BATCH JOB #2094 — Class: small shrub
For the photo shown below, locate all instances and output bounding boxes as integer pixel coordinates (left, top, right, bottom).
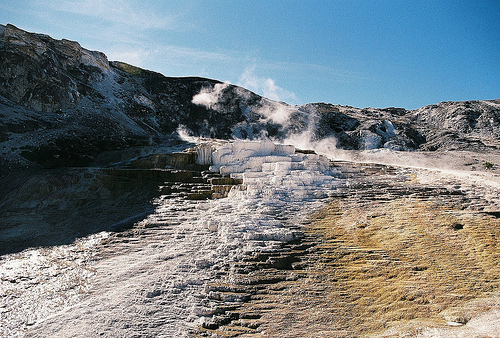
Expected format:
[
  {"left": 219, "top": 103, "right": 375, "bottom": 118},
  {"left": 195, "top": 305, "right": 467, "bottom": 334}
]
[
  {"left": 113, "top": 61, "right": 142, "bottom": 75},
  {"left": 483, "top": 161, "right": 494, "bottom": 169}
]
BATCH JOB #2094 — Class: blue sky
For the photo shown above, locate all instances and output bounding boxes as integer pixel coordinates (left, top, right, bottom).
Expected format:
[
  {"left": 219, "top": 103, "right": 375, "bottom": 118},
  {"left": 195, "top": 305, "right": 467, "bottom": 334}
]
[{"left": 1, "top": 0, "right": 499, "bottom": 109}]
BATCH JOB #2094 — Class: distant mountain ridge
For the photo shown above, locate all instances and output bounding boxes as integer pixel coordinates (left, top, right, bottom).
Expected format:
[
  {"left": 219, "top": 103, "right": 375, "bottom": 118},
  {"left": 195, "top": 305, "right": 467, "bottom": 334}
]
[{"left": 1, "top": 24, "right": 499, "bottom": 175}]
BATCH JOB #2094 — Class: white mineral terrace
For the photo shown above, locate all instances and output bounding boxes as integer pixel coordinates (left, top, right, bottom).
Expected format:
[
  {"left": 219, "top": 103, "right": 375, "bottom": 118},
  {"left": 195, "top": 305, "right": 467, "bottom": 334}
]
[{"left": 0, "top": 140, "right": 344, "bottom": 337}]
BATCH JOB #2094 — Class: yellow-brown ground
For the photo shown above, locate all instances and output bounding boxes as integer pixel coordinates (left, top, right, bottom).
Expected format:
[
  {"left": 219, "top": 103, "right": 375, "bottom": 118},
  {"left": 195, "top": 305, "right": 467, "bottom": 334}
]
[{"left": 202, "top": 164, "right": 500, "bottom": 337}]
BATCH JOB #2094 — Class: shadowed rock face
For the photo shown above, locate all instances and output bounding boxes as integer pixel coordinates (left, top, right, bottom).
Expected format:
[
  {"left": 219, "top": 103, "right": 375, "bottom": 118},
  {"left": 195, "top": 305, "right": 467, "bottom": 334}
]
[
  {"left": 1, "top": 24, "right": 499, "bottom": 176},
  {"left": 0, "top": 147, "right": 246, "bottom": 255}
]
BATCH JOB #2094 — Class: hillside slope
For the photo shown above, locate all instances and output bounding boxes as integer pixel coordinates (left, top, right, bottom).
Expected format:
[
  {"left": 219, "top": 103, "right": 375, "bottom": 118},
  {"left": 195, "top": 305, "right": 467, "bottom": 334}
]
[{"left": 1, "top": 24, "right": 499, "bottom": 177}]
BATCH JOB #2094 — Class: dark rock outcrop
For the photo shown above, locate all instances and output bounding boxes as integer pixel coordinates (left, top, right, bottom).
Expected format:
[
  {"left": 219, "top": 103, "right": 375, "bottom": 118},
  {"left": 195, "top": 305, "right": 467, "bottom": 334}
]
[
  {"left": 0, "top": 24, "right": 252, "bottom": 174},
  {"left": 411, "top": 100, "right": 500, "bottom": 151}
]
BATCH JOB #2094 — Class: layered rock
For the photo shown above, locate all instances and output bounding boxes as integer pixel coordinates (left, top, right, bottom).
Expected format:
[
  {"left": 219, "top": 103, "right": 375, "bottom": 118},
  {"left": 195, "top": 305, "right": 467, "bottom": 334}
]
[
  {"left": 411, "top": 99, "right": 500, "bottom": 151},
  {"left": 1, "top": 138, "right": 499, "bottom": 336}
]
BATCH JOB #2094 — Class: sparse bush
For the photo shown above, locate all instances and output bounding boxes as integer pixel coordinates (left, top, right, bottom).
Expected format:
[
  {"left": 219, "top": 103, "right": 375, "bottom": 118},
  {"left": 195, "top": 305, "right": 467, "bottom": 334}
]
[
  {"left": 112, "top": 61, "right": 142, "bottom": 75},
  {"left": 483, "top": 161, "right": 494, "bottom": 169}
]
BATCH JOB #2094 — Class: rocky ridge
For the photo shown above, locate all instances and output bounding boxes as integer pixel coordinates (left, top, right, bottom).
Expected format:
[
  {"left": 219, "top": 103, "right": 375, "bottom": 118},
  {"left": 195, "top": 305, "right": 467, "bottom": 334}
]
[{"left": 1, "top": 24, "right": 499, "bottom": 177}]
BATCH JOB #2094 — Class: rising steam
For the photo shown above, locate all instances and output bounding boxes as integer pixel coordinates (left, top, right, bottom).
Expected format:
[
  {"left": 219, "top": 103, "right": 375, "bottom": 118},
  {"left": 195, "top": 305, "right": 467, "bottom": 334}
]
[
  {"left": 192, "top": 83, "right": 230, "bottom": 109},
  {"left": 238, "top": 66, "right": 297, "bottom": 103},
  {"left": 191, "top": 82, "right": 339, "bottom": 156}
]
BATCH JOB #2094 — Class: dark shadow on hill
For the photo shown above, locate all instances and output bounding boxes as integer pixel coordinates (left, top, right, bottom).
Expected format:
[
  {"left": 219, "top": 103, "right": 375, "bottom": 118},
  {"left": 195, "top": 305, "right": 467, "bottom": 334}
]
[
  {"left": 0, "top": 138, "right": 211, "bottom": 255},
  {"left": 0, "top": 167, "right": 163, "bottom": 255}
]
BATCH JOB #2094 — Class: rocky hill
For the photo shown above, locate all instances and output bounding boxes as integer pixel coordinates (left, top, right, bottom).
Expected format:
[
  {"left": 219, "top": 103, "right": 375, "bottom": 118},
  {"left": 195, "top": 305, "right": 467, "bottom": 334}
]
[{"left": 1, "top": 24, "right": 499, "bottom": 177}]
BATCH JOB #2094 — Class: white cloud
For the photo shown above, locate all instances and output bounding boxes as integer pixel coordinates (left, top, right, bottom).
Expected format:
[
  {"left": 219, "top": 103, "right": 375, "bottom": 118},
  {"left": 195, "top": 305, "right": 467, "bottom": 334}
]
[
  {"left": 103, "top": 42, "right": 242, "bottom": 72},
  {"left": 155, "top": 45, "right": 236, "bottom": 64},
  {"left": 47, "top": 0, "right": 178, "bottom": 30},
  {"left": 238, "top": 66, "right": 297, "bottom": 103},
  {"left": 105, "top": 46, "right": 150, "bottom": 67},
  {"left": 262, "top": 60, "right": 366, "bottom": 81}
]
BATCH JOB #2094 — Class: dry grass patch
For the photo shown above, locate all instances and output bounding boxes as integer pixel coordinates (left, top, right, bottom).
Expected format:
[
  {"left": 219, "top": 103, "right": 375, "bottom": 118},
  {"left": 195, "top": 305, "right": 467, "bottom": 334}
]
[
  {"left": 206, "top": 165, "right": 500, "bottom": 337},
  {"left": 298, "top": 197, "right": 500, "bottom": 336},
  {"left": 226, "top": 196, "right": 500, "bottom": 337}
]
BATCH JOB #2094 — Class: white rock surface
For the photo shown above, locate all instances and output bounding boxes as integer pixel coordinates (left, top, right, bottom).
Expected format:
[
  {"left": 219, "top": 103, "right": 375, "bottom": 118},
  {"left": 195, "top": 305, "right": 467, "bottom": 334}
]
[{"left": 1, "top": 139, "right": 343, "bottom": 337}]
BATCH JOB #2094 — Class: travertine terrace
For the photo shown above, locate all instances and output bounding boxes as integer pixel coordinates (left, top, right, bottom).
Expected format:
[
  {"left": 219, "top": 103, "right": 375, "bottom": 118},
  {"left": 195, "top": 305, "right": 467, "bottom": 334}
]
[{"left": 1, "top": 24, "right": 499, "bottom": 337}]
